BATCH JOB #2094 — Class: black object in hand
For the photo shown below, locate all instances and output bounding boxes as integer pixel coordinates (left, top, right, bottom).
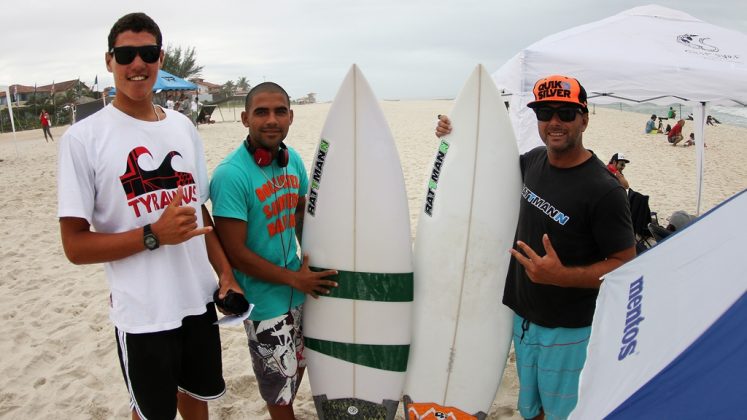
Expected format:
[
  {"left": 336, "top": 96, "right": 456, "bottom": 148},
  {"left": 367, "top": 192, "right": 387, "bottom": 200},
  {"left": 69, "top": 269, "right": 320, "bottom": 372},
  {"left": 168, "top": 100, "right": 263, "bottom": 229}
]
[{"left": 213, "top": 289, "right": 250, "bottom": 315}]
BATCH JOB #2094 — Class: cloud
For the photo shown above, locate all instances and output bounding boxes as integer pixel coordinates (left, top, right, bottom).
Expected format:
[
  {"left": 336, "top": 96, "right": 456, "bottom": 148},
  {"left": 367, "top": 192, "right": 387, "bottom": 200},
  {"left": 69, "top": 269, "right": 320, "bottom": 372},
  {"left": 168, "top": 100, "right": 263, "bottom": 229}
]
[{"left": 3, "top": 0, "right": 744, "bottom": 101}]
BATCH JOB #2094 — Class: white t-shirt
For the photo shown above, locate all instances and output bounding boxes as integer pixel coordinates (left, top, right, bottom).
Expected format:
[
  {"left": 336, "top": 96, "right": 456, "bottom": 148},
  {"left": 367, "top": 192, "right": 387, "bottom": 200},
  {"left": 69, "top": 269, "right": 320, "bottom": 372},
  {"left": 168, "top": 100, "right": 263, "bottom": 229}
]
[
  {"left": 166, "top": 99, "right": 175, "bottom": 109},
  {"left": 57, "top": 104, "right": 216, "bottom": 333}
]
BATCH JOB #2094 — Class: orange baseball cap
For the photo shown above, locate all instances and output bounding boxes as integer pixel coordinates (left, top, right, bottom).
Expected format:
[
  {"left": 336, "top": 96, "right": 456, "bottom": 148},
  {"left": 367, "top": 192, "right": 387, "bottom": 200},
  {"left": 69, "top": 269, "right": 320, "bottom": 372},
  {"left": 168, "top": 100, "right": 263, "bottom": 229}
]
[{"left": 527, "top": 75, "right": 588, "bottom": 110}]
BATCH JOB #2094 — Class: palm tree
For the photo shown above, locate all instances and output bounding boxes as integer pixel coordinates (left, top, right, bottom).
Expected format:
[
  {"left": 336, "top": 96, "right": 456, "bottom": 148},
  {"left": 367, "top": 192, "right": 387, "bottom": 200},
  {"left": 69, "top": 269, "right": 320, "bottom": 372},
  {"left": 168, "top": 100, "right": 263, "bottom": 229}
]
[
  {"left": 236, "top": 77, "right": 251, "bottom": 93},
  {"left": 162, "top": 45, "right": 204, "bottom": 79},
  {"left": 220, "top": 80, "right": 236, "bottom": 99}
]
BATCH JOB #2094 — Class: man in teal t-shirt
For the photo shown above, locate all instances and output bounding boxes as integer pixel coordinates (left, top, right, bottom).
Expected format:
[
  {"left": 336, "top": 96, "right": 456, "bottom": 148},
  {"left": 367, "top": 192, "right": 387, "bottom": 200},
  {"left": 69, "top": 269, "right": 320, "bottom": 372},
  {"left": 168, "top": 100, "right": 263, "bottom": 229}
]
[{"left": 210, "top": 82, "right": 337, "bottom": 419}]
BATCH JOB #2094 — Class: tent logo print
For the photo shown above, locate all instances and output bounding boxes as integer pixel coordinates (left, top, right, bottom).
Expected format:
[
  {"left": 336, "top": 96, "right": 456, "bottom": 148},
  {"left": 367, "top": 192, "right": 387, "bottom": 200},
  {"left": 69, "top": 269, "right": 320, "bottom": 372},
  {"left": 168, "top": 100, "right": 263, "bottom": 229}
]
[
  {"left": 676, "top": 34, "right": 719, "bottom": 53},
  {"left": 618, "top": 276, "right": 645, "bottom": 361}
]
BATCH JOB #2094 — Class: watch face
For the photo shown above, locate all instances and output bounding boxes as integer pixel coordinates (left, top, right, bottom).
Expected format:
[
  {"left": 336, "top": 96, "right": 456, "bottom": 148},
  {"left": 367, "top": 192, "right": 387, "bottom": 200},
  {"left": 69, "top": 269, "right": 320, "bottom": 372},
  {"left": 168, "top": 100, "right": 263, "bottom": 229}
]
[{"left": 144, "top": 235, "right": 158, "bottom": 250}]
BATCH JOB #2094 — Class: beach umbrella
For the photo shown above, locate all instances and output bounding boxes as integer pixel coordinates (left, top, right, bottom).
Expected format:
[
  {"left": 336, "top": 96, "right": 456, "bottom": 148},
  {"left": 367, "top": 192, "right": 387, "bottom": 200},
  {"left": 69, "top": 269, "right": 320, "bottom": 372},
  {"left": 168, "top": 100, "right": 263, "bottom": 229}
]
[
  {"left": 108, "top": 69, "right": 197, "bottom": 95},
  {"left": 568, "top": 188, "right": 747, "bottom": 419},
  {"left": 492, "top": 4, "right": 747, "bottom": 214}
]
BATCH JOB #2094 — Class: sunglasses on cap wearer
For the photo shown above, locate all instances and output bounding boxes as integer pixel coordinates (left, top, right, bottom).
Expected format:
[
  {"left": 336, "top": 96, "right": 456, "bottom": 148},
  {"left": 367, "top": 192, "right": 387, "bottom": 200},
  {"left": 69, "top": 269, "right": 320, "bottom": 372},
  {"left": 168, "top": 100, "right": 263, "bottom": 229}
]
[
  {"left": 533, "top": 106, "right": 584, "bottom": 122},
  {"left": 109, "top": 45, "right": 161, "bottom": 65}
]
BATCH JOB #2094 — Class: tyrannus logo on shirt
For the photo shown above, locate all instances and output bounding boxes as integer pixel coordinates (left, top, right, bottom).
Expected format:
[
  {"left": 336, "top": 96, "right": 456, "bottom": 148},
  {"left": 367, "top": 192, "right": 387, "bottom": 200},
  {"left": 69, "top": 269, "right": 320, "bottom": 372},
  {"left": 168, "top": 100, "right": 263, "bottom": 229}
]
[{"left": 120, "top": 146, "right": 197, "bottom": 217}]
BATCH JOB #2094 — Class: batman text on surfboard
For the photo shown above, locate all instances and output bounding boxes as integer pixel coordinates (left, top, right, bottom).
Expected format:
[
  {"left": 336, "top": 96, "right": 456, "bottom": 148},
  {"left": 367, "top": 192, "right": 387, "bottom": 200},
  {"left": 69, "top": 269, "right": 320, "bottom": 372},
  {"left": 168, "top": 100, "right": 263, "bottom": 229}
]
[
  {"left": 424, "top": 139, "right": 450, "bottom": 216},
  {"left": 307, "top": 139, "right": 330, "bottom": 216}
]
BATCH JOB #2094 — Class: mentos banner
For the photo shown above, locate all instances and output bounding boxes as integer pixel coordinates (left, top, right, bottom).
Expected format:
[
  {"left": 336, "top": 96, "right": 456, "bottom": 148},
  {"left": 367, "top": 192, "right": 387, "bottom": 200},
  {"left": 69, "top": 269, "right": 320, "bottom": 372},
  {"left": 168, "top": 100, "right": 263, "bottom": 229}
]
[{"left": 570, "top": 189, "right": 747, "bottom": 420}]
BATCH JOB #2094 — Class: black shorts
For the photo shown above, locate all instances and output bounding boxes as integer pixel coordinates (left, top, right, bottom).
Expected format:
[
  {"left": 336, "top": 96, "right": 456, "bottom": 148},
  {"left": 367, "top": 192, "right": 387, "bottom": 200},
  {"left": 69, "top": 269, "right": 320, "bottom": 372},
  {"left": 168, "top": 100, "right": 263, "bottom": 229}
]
[{"left": 116, "top": 303, "right": 225, "bottom": 419}]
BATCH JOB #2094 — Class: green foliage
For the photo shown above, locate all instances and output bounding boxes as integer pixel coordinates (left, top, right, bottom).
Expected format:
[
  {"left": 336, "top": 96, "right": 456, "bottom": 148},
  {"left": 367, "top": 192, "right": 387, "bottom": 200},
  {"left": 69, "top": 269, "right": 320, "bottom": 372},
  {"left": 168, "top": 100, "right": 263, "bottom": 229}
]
[
  {"left": 162, "top": 45, "right": 204, "bottom": 79},
  {"left": 220, "top": 80, "right": 236, "bottom": 97},
  {"left": 0, "top": 82, "right": 96, "bottom": 132},
  {"left": 236, "top": 77, "right": 251, "bottom": 92}
]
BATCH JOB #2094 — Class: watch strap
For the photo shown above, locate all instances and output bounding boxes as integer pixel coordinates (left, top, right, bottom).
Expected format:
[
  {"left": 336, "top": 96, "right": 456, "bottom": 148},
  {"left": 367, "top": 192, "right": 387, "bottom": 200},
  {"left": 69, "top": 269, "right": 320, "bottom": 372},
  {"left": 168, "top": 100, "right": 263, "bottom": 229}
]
[{"left": 143, "top": 223, "right": 159, "bottom": 250}]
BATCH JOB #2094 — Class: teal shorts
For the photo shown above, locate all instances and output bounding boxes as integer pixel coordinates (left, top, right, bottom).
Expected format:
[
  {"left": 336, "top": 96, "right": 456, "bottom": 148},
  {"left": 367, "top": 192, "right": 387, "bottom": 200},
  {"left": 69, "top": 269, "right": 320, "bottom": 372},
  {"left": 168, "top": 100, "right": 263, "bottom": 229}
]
[{"left": 513, "top": 315, "right": 590, "bottom": 420}]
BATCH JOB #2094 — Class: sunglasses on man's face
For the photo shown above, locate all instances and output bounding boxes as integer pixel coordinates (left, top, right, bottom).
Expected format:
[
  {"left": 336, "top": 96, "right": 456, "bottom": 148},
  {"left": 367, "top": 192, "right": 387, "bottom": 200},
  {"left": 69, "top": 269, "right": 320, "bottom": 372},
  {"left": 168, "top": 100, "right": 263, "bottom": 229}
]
[
  {"left": 533, "top": 107, "right": 583, "bottom": 122},
  {"left": 109, "top": 45, "right": 161, "bottom": 65}
]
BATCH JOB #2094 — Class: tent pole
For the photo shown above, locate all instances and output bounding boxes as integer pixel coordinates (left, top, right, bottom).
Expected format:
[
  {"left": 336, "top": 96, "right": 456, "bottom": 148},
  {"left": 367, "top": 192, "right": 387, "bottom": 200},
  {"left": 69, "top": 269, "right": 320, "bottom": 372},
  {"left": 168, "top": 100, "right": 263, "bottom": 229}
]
[
  {"left": 4, "top": 87, "right": 19, "bottom": 158},
  {"left": 694, "top": 102, "right": 706, "bottom": 216}
]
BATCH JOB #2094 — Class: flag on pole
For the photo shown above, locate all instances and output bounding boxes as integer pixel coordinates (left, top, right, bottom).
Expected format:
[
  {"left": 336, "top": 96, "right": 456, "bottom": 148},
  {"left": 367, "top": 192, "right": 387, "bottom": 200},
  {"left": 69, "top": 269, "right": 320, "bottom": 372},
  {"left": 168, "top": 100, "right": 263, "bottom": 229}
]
[{"left": 13, "top": 85, "right": 18, "bottom": 105}]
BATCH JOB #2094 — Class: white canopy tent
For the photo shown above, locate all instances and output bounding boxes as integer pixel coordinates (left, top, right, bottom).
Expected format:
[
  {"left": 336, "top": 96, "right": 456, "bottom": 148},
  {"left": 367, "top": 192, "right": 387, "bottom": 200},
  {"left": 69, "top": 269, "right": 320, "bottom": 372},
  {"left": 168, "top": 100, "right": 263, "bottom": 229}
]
[{"left": 492, "top": 4, "right": 747, "bottom": 214}]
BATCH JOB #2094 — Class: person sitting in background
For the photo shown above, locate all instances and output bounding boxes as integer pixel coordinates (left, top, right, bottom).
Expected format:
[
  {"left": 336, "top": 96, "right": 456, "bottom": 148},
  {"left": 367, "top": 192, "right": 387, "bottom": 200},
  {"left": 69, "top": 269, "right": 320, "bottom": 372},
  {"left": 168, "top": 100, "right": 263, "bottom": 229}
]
[
  {"left": 667, "top": 107, "right": 676, "bottom": 119},
  {"left": 607, "top": 153, "right": 630, "bottom": 189},
  {"left": 667, "top": 210, "right": 696, "bottom": 232},
  {"left": 706, "top": 115, "right": 721, "bottom": 126},
  {"left": 683, "top": 132, "right": 707, "bottom": 148},
  {"left": 668, "top": 119, "right": 685, "bottom": 146},
  {"left": 645, "top": 114, "right": 661, "bottom": 134}
]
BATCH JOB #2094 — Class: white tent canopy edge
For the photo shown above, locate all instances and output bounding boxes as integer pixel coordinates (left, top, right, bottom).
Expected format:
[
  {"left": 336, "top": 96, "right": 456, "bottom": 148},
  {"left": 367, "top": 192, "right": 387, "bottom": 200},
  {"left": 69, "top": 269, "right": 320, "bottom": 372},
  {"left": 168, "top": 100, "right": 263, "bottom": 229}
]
[{"left": 492, "top": 4, "right": 747, "bottom": 215}]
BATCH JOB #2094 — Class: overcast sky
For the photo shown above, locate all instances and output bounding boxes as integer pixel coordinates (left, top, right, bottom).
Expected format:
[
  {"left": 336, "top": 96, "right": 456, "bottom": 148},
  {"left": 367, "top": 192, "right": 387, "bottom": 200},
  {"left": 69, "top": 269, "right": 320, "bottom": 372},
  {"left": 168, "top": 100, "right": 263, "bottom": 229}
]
[{"left": 3, "top": 0, "right": 745, "bottom": 101}]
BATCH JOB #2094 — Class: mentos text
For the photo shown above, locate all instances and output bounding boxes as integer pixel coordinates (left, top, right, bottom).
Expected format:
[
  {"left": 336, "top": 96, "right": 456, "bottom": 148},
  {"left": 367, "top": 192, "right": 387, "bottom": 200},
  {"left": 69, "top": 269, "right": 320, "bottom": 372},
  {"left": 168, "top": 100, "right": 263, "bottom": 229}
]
[
  {"left": 521, "top": 186, "right": 570, "bottom": 225},
  {"left": 618, "top": 276, "right": 645, "bottom": 360},
  {"left": 536, "top": 80, "right": 572, "bottom": 100},
  {"left": 307, "top": 139, "right": 330, "bottom": 216},
  {"left": 424, "top": 140, "right": 450, "bottom": 216}
]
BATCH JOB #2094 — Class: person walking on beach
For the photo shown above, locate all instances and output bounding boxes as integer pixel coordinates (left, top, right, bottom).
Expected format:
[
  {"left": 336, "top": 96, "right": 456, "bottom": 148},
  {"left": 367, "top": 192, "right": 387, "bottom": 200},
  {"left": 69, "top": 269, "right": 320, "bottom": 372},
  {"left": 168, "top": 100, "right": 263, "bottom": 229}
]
[
  {"left": 436, "top": 75, "right": 635, "bottom": 420},
  {"left": 40, "top": 109, "right": 54, "bottom": 142},
  {"left": 209, "top": 82, "right": 338, "bottom": 420},
  {"left": 191, "top": 96, "right": 200, "bottom": 126},
  {"left": 57, "top": 12, "right": 242, "bottom": 420}
]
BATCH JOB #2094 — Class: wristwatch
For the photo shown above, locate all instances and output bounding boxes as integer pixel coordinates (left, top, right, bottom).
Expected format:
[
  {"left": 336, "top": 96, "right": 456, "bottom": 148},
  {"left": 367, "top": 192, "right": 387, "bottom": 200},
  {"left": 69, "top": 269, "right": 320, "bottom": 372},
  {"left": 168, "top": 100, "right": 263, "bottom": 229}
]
[{"left": 143, "top": 224, "right": 160, "bottom": 251}]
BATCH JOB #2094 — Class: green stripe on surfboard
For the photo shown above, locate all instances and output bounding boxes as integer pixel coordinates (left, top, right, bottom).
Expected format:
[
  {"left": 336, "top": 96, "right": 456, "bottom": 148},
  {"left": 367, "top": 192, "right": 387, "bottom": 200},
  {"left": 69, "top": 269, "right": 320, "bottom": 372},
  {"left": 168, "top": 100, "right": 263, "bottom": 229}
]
[
  {"left": 310, "top": 268, "right": 413, "bottom": 302},
  {"left": 305, "top": 337, "right": 410, "bottom": 372}
]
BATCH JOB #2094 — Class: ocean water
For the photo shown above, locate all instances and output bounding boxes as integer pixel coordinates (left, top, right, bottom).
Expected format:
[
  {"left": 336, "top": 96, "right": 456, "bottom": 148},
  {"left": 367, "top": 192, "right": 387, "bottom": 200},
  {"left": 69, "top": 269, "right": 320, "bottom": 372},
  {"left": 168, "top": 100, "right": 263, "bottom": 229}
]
[{"left": 593, "top": 103, "right": 747, "bottom": 129}]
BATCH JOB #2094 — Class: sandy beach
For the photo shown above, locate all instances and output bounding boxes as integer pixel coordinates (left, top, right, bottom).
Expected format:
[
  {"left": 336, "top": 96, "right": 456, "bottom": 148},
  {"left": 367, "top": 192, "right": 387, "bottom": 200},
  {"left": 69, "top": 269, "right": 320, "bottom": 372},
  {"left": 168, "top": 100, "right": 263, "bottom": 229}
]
[{"left": 0, "top": 100, "right": 745, "bottom": 419}]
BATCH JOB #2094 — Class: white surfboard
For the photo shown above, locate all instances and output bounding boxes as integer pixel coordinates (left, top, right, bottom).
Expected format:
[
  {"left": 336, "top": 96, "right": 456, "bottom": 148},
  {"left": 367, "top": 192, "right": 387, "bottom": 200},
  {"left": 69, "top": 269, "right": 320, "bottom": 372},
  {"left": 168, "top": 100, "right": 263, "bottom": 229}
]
[
  {"left": 302, "top": 64, "right": 413, "bottom": 420},
  {"left": 403, "top": 64, "right": 520, "bottom": 419}
]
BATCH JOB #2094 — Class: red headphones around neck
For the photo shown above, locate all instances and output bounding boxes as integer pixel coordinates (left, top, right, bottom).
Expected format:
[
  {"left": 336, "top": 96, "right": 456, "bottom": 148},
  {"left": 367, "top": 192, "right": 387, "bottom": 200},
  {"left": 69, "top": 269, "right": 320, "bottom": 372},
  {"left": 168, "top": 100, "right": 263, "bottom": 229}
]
[{"left": 244, "top": 136, "right": 289, "bottom": 167}]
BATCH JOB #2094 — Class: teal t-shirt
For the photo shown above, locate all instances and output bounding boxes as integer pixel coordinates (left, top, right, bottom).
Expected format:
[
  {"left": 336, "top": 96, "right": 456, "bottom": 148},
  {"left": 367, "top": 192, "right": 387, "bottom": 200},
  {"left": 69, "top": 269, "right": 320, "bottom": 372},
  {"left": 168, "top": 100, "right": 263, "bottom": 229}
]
[{"left": 210, "top": 143, "right": 309, "bottom": 320}]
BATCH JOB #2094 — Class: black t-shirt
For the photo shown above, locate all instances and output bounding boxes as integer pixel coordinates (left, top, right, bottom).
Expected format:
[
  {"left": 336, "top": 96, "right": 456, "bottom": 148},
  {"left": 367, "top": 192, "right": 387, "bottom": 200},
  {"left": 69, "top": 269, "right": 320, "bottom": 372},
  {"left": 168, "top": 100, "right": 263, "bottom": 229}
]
[{"left": 503, "top": 146, "right": 634, "bottom": 328}]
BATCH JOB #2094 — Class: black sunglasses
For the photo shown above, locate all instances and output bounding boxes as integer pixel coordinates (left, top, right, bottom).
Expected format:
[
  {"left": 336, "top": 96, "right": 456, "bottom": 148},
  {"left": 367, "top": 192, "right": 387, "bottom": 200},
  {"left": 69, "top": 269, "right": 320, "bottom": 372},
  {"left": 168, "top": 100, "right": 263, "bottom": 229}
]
[
  {"left": 533, "top": 106, "right": 583, "bottom": 122},
  {"left": 109, "top": 45, "right": 161, "bottom": 65}
]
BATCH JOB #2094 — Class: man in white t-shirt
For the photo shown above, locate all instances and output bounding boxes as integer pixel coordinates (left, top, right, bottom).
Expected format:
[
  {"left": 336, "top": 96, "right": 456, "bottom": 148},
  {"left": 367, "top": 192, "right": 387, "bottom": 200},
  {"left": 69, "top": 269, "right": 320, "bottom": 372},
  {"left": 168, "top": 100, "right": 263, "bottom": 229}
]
[{"left": 57, "top": 12, "right": 242, "bottom": 420}]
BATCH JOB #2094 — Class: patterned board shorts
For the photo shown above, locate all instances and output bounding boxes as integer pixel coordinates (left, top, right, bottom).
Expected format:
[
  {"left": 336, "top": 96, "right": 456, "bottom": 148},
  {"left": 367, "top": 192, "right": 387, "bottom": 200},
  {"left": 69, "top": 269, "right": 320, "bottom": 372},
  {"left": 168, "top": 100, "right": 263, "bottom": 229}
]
[
  {"left": 513, "top": 315, "right": 590, "bottom": 420},
  {"left": 243, "top": 305, "right": 306, "bottom": 405}
]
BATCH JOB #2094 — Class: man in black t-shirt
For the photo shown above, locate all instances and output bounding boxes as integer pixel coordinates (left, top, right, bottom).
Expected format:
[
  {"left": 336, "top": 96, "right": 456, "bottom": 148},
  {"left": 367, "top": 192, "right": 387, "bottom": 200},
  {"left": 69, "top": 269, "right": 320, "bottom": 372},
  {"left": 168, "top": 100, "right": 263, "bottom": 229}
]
[{"left": 436, "top": 75, "right": 635, "bottom": 420}]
